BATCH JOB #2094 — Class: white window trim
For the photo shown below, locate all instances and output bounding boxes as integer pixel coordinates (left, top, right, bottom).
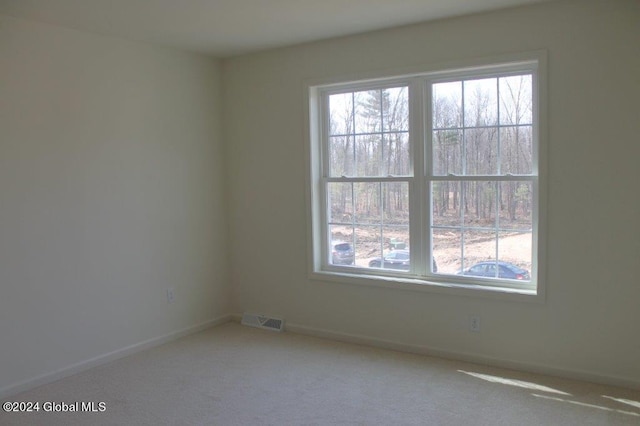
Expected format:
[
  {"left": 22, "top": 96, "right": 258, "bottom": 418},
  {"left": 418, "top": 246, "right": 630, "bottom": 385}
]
[{"left": 304, "top": 51, "right": 547, "bottom": 302}]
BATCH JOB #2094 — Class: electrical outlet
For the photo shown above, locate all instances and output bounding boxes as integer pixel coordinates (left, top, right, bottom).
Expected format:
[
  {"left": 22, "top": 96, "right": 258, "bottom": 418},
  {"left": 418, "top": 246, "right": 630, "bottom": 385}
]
[
  {"left": 167, "top": 288, "right": 175, "bottom": 304},
  {"left": 469, "top": 315, "right": 481, "bottom": 333}
]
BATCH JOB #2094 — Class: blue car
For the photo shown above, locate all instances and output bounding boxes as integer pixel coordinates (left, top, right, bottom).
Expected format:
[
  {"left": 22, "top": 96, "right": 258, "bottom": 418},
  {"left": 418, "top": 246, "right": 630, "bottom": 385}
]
[{"left": 458, "top": 261, "right": 530, "bottom": 280}]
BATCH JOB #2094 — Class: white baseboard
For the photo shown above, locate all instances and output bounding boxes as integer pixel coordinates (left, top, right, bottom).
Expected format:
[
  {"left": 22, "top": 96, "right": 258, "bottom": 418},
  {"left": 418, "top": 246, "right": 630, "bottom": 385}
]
[
  {"left": 0, "top": 315, "right": 232, "bottom": 399},
  {"left": 279, "top": 321, "right": 639, "bottom": 391}
]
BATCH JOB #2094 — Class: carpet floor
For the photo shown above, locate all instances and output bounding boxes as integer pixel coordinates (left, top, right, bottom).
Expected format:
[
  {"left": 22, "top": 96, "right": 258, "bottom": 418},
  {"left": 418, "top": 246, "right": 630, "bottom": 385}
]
[{"left": 2, "top": 322, "right": 639, "bottom": 425}]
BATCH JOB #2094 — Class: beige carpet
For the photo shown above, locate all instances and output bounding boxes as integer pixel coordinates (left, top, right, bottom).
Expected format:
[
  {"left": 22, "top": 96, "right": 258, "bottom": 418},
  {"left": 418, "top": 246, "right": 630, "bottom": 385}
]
[{"left": 1, "top": 322, "right": 639, "bottom": 425}]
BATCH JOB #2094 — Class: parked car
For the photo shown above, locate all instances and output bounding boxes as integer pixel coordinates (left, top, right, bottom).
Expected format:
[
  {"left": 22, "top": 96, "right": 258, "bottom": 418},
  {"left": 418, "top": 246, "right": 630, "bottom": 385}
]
[
  {"left": 458, "top": 261, "right": 530, "bottom": 280},
  {"left": 368, "top": 250, "right": 438, "bottom": 272},
  {"left": 388, "top": 238, "right": 407, "bottom": 250},
  {"left": 331, "top": 241, "right": 354, "bottom": 265},
  {"left": 369, "top": 250, "right": 410, "bottom": 270}
]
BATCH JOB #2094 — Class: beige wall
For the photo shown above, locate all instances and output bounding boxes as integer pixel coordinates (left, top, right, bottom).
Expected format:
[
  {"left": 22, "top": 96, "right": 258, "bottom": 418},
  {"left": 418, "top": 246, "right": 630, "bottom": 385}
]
[
  {"left": 224, "top": 0, "right": 640, "bottom": 386},
  {"left": 0, "top": 16, "right": 230, "bottom": 393}
]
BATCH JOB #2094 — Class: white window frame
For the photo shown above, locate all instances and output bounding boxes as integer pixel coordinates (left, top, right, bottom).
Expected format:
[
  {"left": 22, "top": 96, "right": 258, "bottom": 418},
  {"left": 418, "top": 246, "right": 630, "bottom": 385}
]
[{"left": 305, "top": 52, "right": 547, "bottom": 302}]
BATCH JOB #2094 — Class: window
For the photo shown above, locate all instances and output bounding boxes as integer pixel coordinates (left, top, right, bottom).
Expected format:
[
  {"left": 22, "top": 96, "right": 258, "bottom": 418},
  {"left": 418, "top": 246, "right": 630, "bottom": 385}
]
[{"left": 308, "top": 55, "right": 544, "bottom": 297}]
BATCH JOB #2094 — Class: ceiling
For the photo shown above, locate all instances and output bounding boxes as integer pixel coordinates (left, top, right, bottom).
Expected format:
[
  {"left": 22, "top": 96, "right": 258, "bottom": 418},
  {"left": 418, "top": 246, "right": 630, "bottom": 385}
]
[{"left": 0, "top": 0, "right": 552, "bottom": 57}]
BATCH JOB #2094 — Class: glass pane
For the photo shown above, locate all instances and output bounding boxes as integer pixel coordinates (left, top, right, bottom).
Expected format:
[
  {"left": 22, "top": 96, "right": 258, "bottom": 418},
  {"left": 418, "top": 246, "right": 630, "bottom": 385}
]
[
  {"left": 430, "top": 238, "right": 439, "bottom": 274},
  {"left": 355, "top": 135, "right": 382, "bottom": 176},
  {"left": 499, "top": 74, "right": 532, "bottom": 125},
  {"left": 329, "top": 92, "right": 354, "bottom": 136},
  {"left": 354, "top": 226, "right": 382, "bottom": 268},
  {"left": 432, "top": 228, "right": 462, "bottom": 275},
  {"left": 432, "top": 181, "right": 462, "bottom": 228},
  {"left": 328, "top": 182, "right": 353, "bottom": 224},
  {"left": 366, "top": 225, "right": 411, "bottom": 272},
  {"left": 329, "top": 136, "right": 354, "bottom": 177},
  {"left": 433, "top": 81, "right": 462, "bottom": 129},
  {"left": 463, "top": 181, "right": 497, "bottom": 229},
  {"left": 383, "top": 182, "right": 409, "bottom": 225},
  {"left": 464, "top": 128, "right": 498, "bottom": 175},
  {"left": 432, "top": 130, "right": 462, "bottom": 175},
  {"left": 350, "top": 182, "right": 409, "bottom": 225},
  {"left": 384, "top": 226, "right": 410, "bottom": 251},
  {"left": 431, "top": 180, "right": 533, "bottom": 280},
  {"left": 383, "top": 87, "right": 409, "bottom": 132},
  {"left": 498, "top": 231, "right": 532, "bottom": 281},
  {"left": 462, "top": 230, "right": 497, "bottom": 277},
  {"left": 384, "top": 132, "right": 410, "bottom": 176},
  {"left": 464, "top": 78, "right": 498, "bottom": 127},
  {"left": 329, "top": 225, "right": 355, "bottom": 266},
  {"left": 345, "top": 181, "right": 410, "bottom": 271},
  {"left": 498, "top": 182, "right": 533, "bottom": 231},
  {"left": 354, "top": 90, "right": 381, "bottom": 134},
  {"left": 500, "top": 126, "right": 533, "bottom": 175},
  {"left": 353, "top": 182, "right": 381, "bottom": 225}
]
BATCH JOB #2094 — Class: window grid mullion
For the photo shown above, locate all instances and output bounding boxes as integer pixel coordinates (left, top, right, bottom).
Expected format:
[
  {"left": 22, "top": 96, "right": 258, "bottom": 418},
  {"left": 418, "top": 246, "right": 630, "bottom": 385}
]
[
  {"left": 495, "top": 182, "right": 500, "bottom": 277},
  {"left": 495, "top": 78, "right": 501, "bottom": 278},
  {"left": 331, "top": 130, "right": 409, "bottom": 138},
  {"left": 494, "top": 78, "right": 502, "bottom": 278},
  {"left": 461, "top": 82, "right": 467, "bottom": 176},
  {"left": 352, "top": 92, "right": 357, "bottom": 177},
  {"left": 326, "top": 176, "right": 413, "bottom": 183},
  {"left": 380, "top": 89, "right": 385, "bottom": 176},
  {"left": 418, "top": 80, "right": 433, "bottom": 276},
  {"left": 430, "top": 175, "right": 536, "bottom": 182},
  {"left": 378, "top": 182, "right": 384, "bottom": 269},
  {"left": 432, "top": 123, "right": 532, "bottom": 132},
  {"left": 497, "top": 77, "right": 502, "bottom": 176}
]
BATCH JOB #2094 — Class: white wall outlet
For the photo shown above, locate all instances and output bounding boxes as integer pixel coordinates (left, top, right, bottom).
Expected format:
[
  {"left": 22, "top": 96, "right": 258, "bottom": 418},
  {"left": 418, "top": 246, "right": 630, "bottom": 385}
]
[
  {"left": 167, "top": 287, "right": 175, "bottom": 304},
  {"left": 469, "top": 315, "right": 481, "bottom": 333}
]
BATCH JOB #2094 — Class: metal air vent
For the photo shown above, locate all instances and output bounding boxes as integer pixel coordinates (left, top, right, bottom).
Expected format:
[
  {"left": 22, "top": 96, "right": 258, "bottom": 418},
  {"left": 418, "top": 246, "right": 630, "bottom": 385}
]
[{"left": 241, "top": 313, "right": 284, "bottom": 332}]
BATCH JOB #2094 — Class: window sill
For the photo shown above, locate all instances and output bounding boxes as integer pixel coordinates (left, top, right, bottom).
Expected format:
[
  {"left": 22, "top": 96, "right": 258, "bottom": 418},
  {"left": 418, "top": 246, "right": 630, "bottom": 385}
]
[{"left": 310, "top": 269, "right": 543, "bottom": 303}]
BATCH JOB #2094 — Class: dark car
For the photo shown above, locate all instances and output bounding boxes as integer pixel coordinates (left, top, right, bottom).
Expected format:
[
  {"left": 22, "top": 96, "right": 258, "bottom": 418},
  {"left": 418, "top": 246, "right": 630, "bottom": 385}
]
[
  {"left": 369, "top": 250, "right": 411, "bottom": 270},
  {"left": 458, "top": 261, "right": 530, "bottom": 280},
  {"left": 331, "top": 241, "right": 354, "bottom": 265},
  {"left": 368, "top": 250, "right": 438, "bottom": 272}
]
